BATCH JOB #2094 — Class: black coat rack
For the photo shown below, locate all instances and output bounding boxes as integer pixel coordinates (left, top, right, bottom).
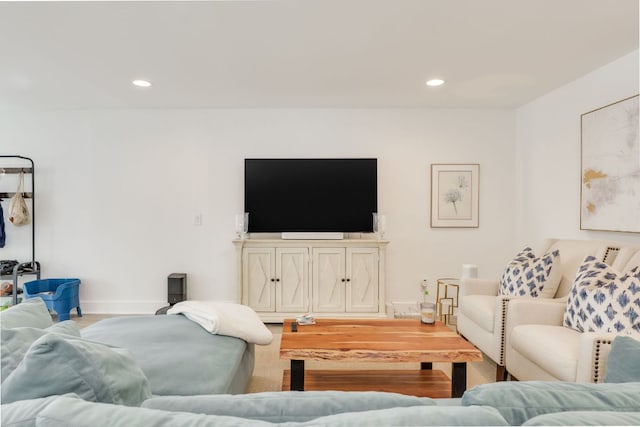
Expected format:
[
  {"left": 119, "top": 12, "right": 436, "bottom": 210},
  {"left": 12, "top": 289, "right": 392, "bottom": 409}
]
[{"left": 0, "top": 155, "right": 40, "bottom": 305}]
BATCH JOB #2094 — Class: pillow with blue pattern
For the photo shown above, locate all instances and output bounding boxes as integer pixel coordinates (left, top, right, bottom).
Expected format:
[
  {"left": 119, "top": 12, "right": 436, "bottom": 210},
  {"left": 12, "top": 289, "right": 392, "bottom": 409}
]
[
  {"left": 563, "top": 256, "right": 640, "bottom": 333},
  {"left": 498, "top": 247, "right": 561, "bottom": 298}
]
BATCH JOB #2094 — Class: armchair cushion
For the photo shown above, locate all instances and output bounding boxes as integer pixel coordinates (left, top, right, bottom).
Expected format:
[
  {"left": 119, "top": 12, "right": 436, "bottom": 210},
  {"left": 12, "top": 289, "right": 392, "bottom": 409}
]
[
  {"left": 499, "top": 247, "right": 561, "bottom": 298},
  {"left": 564, "top": 256, "right": 640, "bottom": 334},
  {"left": 604, "top": 335, "right": 640, "bottom": 383},
  {"left": 509, "top": 324, "right": 579, "bottom": 381}
]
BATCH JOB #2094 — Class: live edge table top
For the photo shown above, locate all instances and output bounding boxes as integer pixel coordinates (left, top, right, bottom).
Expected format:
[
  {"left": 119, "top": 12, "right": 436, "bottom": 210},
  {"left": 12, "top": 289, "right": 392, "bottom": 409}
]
[{"left": 280, "top": 318, "right": 482, "bottom": 364}]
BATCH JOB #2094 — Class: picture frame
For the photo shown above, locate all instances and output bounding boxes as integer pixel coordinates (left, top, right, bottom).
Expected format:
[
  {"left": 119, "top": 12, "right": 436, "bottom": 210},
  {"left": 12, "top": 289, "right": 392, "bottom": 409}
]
[
  {"left": 430, "top": 164, "right": 479, "bottom": 228},
  {"left": 580, "top": 94, "right": 639, "bottom": 233}
]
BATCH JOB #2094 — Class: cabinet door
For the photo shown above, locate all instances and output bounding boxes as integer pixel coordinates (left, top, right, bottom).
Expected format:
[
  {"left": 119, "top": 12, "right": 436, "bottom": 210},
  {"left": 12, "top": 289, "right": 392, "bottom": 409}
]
[
  {"left": 276, "top": 248, "right": 309, "bottom": 313},
  {"left": 243, "top": 248, "right": 275, "bottom": 312},
  {"left": 346, "top": 248, "right": 379, "bottom": 312},
  {"left": 312, "top": 248, "right": 346, "bottom": 312}
]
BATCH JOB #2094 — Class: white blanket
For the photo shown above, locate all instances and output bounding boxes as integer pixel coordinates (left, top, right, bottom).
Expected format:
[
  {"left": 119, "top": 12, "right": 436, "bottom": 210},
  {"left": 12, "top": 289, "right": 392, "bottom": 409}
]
[{"left": 167, "top": 301, "right": 273, "bottom": 345}]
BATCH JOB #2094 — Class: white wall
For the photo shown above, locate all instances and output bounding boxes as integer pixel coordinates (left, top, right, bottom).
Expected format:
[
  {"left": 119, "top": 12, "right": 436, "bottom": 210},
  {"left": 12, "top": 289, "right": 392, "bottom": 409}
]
[
  {"left": 1, "top": 108, "right": 516, "bottom": 313},
  {"left": 515, "top": 50, "right": 640, "bottom": 247},
  {"left": 3, "top": 49, "right": 638, "bottom": 314}
]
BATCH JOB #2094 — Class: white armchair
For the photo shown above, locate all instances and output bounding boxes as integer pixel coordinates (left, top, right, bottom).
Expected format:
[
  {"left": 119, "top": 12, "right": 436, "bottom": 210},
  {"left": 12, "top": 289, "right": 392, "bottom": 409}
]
[
  {"left": 457, "top": 239, "right": 630, "bottom": 382},
  {"left": 506, "top": 299, "right": 638, "bottom": 382},
  {"left": 505, "top": 246, "right": 640, "bottom": 383}
]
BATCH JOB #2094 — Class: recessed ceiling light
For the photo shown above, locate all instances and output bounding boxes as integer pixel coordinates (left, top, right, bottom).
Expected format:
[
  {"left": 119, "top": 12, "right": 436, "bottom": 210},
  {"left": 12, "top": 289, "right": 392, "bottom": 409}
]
[
  {"left": 132, "top": 79, "right": 152, "bottom": 88},
  {"left": 426, "top": 79, "right": 445, "bottom": 87}
]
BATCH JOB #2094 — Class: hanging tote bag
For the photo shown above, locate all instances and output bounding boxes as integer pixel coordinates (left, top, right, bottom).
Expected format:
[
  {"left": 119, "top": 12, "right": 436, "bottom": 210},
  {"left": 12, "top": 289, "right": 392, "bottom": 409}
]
[{"left": 9, "top": 172, "right": 30, "bottom": 226}]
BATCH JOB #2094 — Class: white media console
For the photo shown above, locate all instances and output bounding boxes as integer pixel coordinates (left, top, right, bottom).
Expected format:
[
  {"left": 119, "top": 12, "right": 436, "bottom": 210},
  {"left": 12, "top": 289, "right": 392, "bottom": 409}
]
[{"left": 234, "top": 238, "right": 389, "bottom": 322}]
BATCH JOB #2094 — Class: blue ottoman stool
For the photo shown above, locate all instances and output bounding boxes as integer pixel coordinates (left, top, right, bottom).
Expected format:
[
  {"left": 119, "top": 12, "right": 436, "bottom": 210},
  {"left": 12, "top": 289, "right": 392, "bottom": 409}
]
[{"left": 23, "top": 278, "right": 82, "bottom": 321}]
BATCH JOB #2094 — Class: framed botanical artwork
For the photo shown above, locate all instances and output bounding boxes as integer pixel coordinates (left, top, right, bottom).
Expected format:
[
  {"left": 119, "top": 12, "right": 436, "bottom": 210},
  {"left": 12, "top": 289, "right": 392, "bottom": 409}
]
[
  {"left": 580, "top": 94, "right": 639, "bottom": 233},
  {"left": 430, "top": 164, "right": 479, "bottom": 228}
]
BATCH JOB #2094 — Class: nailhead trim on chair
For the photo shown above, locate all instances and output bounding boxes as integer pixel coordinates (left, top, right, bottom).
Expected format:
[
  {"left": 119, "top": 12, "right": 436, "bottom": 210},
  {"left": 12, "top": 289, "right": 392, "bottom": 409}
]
[
  {"left": 592, "top": 339, "right": 613, "bottom": 383},
  {"left": 603, "top": 247, "right": 620, "bottom": 265},
  {"left": 498, "top": 297, "right": 510, "bottom": 366}
]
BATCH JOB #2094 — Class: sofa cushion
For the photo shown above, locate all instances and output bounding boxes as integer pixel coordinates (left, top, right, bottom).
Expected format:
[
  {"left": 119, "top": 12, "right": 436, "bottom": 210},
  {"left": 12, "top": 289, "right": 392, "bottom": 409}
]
[
  {"left": 36, "top": 395, "right": 509, "bottom": 427},
  {"left": 1, "top": 333, "right": 151, "bottom": 406},
  {"left": 143, "top": 391, "right": 436, "bottom": 423},
  {"left": 0, "top": 298, "right": 53, "bottom": 329},
  {"left": 563, "top": 256, "right": 640, "bottom": 333},
  {"left": 604, "top": 335, "right": 640, "bottom": 383},
  {"left": 0, "top": 394, "right": 75, "bottom": 427},
  {"left": 509, "top": 324, "right": 579, "bottom": 381},
  {"left": 1, "top": 321, "right": 80, "bottom": 382},
  {"left": 461, "top": 381, "right": 640, "bottom": 426},
  {"left": 81, "top": 315, "right": 254, "bottom": 396},
  {"left": 523, "top": 411, "right": 640, "bottom": 426},
  {"left": 499, "top": 247, "right": 561, "bottom": 298},
  {"left": 293, "top": 405, "right": 509, "bottom": 426},
  {"left": 35, "top": 395, "right": 274, "bottom": 427},
  {"left": 458, "top": 295, "right": 496, "bottom": 333}
]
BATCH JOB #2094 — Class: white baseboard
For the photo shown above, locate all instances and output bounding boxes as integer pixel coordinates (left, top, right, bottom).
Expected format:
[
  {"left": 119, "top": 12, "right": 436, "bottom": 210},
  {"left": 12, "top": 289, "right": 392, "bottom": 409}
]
[{"left": 386, "top": 300, "right": 421, "bottom": 319}]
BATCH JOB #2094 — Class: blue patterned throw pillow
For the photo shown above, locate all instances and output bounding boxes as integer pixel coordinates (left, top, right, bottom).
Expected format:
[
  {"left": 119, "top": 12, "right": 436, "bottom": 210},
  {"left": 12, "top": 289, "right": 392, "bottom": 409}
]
[
  {"left": 498, "top": 247, "right": 561, "bottom": 298},
  {"left": 563, "top": 256, "right": 640, "bottom": 333}
]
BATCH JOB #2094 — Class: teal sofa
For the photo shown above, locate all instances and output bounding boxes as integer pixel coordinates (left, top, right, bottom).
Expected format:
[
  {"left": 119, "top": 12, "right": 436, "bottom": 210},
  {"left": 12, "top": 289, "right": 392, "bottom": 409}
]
[
  {"left": 1, "top": 298, "right": 254, "bottom": 399},
  {"left": 2, "top": 299, "right": 640, "bottom": 426}
]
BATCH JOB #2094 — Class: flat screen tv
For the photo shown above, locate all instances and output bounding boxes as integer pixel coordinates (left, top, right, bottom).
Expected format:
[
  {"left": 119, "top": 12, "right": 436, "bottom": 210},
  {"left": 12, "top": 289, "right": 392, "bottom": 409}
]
[{"left": 244, "top": 158, "right": 377, "bottom": 233}]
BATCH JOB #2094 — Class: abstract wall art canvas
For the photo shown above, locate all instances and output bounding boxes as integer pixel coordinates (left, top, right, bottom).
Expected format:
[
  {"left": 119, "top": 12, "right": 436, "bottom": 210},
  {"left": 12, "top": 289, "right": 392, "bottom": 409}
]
[
  {"left": 430, "top": 164, "right": 479, "bottom": 228},
  {"left": 581, "top": 94, "right": 640, "bottom": 233}
]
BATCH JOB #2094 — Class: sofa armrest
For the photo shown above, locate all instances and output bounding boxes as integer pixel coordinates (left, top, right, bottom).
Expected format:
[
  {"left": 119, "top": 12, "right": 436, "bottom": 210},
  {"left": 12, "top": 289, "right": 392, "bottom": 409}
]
[
  {"left": 505, "top": 298, "right": 566, "bottom": 340},
  {"left": 459, "top": 278, "right": 499, "bottom": 297}
]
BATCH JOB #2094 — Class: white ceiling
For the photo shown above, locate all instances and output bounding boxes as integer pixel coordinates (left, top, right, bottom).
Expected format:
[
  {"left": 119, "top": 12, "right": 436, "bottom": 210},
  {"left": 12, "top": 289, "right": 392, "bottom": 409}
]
[{"left": 0, "top": 0, "right": 638, "bottom": 111}]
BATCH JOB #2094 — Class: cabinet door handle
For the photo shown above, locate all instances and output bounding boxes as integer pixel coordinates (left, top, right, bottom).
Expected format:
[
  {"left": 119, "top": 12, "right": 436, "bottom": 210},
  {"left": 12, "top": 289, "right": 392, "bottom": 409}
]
[
  {"left": 341, "top": 278, "right": 346, "bottom": 282},
  {"left": 270, "top": 278, "right": 275, "bottom": 282},
  {"left": 276, "top": 278, "right": 280, "bottom": 282},
  {"left": 346, "top": 278, "right": 351, "bottom": 282}
]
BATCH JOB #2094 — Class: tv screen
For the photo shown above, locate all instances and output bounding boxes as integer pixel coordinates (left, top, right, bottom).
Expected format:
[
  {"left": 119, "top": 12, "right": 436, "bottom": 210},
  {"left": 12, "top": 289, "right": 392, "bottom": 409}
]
[{"left": 244, "top": 158, "right": 377, "bottom": 233}]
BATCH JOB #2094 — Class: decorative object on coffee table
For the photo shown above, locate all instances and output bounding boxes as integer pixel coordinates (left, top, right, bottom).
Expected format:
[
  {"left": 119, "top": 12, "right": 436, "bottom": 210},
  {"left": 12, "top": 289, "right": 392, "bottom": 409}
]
[
  {"left": 420, "top": 280, "right": 435, "bottom": 323},
  {"left": 420, "top": 302, "right": 436, "bottom": 324}
]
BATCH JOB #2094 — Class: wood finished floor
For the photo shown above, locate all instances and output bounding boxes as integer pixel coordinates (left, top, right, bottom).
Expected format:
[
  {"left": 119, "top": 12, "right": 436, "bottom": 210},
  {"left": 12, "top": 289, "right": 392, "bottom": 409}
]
[{"left": 70, "top": 313, "right": 496, "bottom": 394}]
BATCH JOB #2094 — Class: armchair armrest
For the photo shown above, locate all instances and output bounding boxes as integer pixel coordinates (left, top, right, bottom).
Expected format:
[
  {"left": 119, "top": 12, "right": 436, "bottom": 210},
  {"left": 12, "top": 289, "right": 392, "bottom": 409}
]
[
  {"left": 576, "top": 332, "right": 626, "bottom": 383},
  {"left": 506, "top": 298, "right": 566, "bottom": 339},
  {"left": 459, "top": 278, "right": 499, "bottom": 297}
]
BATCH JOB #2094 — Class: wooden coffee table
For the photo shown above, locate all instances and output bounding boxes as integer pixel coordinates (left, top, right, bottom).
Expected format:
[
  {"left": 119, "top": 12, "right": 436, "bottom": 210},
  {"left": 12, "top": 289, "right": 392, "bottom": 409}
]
[{"left": 280, "top": 318, "right": 482, "bottom": 398}]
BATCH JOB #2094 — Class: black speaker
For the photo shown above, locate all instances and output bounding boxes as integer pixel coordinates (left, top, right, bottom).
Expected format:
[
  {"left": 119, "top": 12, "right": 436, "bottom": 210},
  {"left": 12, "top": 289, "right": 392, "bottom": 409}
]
[{"left": 168, "top": 273, "right": 187, "bottom": 305}]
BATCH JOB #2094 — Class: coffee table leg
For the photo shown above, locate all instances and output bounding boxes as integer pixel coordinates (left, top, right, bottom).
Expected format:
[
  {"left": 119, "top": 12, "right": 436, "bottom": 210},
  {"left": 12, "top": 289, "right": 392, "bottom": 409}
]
[
  {"left": 290, "top": 360, "right": 305, "bottom": 391},
  {"left": 451, "top": 362, "right": 466, "bottom": 398},
  {"left": 420, "top": 362, "right": 432, "bottom": 370}
]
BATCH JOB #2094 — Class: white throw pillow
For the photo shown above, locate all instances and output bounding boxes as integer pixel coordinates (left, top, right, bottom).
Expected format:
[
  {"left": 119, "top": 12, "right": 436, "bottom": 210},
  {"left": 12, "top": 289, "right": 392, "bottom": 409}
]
[
  {"left": 498, "top": 247, "right": 562, "bottom": 298},
  {"left": 563, "top": 256, "right": 640, "bottom": 334}
]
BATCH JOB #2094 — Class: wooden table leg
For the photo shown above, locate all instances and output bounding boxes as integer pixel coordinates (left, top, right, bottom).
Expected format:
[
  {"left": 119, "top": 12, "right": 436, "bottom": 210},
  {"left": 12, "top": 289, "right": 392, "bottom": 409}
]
[
  {"left": 421, "top": 362, "right": 432, "bottom": 370},
  {"left": 451, "top": 362, "right": 466, "bottom": 398},
  {"left": 290, "top": 360, "right": 305, "bottom": 391}
]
